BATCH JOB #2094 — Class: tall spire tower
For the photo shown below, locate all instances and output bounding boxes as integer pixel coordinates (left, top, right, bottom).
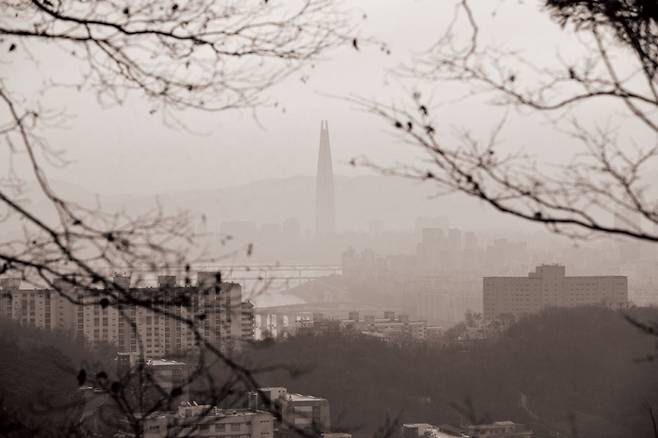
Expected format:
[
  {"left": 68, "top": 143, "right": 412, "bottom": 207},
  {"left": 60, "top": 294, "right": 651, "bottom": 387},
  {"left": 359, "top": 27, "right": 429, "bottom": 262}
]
[{"left": 315, "top": 120, "right": 335, "bottom": 236}]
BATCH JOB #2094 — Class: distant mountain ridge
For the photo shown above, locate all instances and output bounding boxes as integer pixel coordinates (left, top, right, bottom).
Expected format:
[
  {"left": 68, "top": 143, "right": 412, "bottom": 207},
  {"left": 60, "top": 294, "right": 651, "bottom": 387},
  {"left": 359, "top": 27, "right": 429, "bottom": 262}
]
[{"left": 16, "top": 175, "right": 524, "bottom": 235}]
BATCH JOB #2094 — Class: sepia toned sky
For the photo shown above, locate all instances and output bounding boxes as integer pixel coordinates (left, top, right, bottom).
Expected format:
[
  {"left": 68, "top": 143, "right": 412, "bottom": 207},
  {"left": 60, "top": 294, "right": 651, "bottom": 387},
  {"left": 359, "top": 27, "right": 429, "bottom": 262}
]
[{"left": 4, "top": 0, "right": 651, "bottom": 196}]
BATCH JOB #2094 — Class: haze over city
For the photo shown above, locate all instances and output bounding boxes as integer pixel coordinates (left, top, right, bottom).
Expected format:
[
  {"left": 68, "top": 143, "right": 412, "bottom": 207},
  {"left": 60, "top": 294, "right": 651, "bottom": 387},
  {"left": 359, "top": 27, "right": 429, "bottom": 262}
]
[{"left": 2, "top": 1, "right": 658, "bottom": 437}]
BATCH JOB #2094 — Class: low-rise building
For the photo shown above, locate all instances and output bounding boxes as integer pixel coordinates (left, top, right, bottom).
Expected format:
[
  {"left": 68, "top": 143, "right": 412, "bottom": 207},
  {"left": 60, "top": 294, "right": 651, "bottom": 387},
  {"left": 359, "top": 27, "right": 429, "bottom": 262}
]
[
  {"left": 464, "top": 421, "right": 532, "bottom": 438},
  {"left": 248, "top": 387, "right": 331, "bottom": 437},
  {"left": 341, "top": 312, "right": 427, "bottom": 342},
  {"left": 118, "top": 402, "right": 274, "bottom": 438},
  {"left": 146, "top": 359, "right": 191, "bottom": 395},
  {"left": 402, "top": 423, "right": 468, "bottom": 438},
  {"left": 402, "top": 421, "right": 533, "bottom": 438}
]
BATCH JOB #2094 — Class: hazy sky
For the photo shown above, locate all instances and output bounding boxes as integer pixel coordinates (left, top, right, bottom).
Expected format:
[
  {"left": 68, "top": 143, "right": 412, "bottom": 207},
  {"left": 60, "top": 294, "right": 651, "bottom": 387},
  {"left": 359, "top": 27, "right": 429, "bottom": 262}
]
[{"left": 5, "top": 0, "right": 650, "bottom": 196}]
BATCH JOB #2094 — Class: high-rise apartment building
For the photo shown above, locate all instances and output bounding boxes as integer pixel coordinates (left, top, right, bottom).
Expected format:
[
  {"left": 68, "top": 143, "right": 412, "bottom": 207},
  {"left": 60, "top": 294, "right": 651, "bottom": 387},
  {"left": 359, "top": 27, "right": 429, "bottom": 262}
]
[
  {"left": 242, "top": 301, "right": 255, "bottom": 341},
  {"left": 1, "top": 278, "right": 78, "bottom": 332},
  {"left": 483, "top": 264, "right": 628, "bottom": 319},
  {"left": 0, "top": 272, "right": 244, "bottom": 358}
]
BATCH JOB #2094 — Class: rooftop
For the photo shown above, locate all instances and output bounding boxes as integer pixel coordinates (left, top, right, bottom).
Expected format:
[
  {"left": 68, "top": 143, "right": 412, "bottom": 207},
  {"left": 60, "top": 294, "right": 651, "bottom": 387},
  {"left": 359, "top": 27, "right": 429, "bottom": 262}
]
[
  {"left": 288, "top": 393, "right": 327, "bottom": 402},
  {"left": 147, "top": 358, "right": 187, "bottom": 367},
  {"left": 177, "top": 402, "right": 271, "bottom": 418}
]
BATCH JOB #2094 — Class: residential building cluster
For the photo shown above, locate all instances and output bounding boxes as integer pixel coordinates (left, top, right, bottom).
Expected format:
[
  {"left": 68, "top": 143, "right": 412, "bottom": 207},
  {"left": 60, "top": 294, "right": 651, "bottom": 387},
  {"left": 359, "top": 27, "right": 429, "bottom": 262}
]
[
  {"left": 340, "top": 311, "right": 430, "bottom": 341},
  {"left": 0, "top": 273, "right": 256, "bottom": 358},
  {"left": 117, "top": 402, "right": 275, "bottom": 438},
  {"left": 81, "top": 377, "right": 534, "bottom": 438},
  {"left": 106, "top": 386, "right": 345, "bottom": 438},
  {"left": 287, "top": 262, "right": 630, "bottom": 345},
  {"left": 336, "top": 220, "right": 648, "bottom": 327},
  {"left": 291, "top": 311, "right": 441, "bottom": 343},
  {"left": 341, "top": 230, "right": 482, "bottom": 328}
]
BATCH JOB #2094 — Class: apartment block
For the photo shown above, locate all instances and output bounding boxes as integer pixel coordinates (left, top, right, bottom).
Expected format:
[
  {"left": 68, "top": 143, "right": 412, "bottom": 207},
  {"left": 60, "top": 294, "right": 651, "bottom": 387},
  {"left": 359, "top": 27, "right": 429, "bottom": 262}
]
[
  {"left": 1, "top": 278, "right": 78, "bottom": 332},
  {"left": 242, "top": 301, "right": 255, "bottom": 341},
  {"left": 248, "top": 387, "right": 331, "bottom": 437},
  {"left": 483, "top": 264, "right": 627, "bottom": 320},
  {"left": 0, "top": 272, "right": 244, "bottom": 358}
]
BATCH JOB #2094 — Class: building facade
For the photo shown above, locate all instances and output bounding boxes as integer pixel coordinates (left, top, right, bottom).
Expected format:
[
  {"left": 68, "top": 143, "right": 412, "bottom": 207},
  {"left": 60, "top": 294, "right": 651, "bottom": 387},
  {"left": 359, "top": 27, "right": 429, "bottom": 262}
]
[
  {"left": 1, "top": 278, "right": 78, "bottom": 332},
  {"left": 402, "top": 423, "right": 466, "bottom": 438},
  {"left": 119, "top": 403, "right": 275, "bottom": 438},
  {"left": 248, "top": 387, "right": 331, "bottom": 437},
  {"left": 242, "top": 301, "right": 255, "bottom": 341},
  {"left": 464, "top": 421, "right": 533, "bottom": 438},
  {"left": 0, "top": 272, "right": 245, "bottom": 358},
  {"left": 483, "top": 264, "right": 628, "bottom": 320},
  {"left": 402, "top": 421, "right": 532, "bottom": 438}
]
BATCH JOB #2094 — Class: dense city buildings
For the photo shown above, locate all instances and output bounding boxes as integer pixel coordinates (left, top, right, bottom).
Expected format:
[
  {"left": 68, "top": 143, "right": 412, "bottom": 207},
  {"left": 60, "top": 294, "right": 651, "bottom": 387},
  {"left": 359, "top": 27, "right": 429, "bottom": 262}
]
[
  {"left": 402, "top": 423, "right": 462, "bottom": 438},
  {"left": 340, "top": 226, "right": 484, "bottom": 327},
  {"left": 483, "top": 264, "right": 628, "bottom": 320},
  {"left": 341, "top": 311, "right": 427, "bottom": 341},
  {"left": 0, "top": 273, "right": 248, "bottom": 358},
  {"left": 275, "top": 311, "right": 430, "bottom": 343}
]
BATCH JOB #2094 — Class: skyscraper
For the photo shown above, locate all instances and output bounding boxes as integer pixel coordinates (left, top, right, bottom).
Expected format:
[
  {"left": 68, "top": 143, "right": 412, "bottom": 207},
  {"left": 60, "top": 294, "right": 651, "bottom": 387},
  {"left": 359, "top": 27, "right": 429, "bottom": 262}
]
[{"left": 315, "top": 120, "right": 335, "bottom": 236}]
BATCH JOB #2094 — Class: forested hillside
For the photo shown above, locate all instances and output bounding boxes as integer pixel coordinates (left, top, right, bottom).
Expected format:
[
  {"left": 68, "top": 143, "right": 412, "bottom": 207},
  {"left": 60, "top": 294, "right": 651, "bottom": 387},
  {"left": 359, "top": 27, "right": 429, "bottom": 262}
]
[
  {"left": 244, "top": 307, "right": 658, "bottom": 438},
  {"left": 3, "top": 307, "right": 657, "bottom": 438},
  {"left": 0, "top": 319, "right": 115, "bottom": 436}
]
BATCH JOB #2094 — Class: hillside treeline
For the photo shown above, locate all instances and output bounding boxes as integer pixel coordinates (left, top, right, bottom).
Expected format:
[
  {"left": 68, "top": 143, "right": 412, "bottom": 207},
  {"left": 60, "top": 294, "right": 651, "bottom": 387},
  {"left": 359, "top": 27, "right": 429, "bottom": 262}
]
[
  {"left": 0, "top": 319, "right": 115, "bottom": 436},
  {"left": 2, "top": 307, "right": 657, "bottom": 438},
  {"left": 243, "top": 307, "right": 658, "bottom": 438}
]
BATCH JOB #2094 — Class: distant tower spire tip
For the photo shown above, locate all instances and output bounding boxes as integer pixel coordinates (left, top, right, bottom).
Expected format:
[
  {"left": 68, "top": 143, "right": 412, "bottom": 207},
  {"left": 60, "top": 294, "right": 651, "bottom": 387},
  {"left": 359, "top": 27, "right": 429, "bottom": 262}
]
[{"left": 315, "top": 119, "right": 335, "bottom": 236}]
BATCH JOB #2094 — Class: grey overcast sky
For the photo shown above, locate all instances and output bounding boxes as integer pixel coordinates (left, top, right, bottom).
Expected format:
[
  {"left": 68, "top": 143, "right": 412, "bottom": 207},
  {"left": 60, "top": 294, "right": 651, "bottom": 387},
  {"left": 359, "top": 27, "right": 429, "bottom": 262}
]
[{"left": 4, "top": 0, "right": 649, "bottom": 196}]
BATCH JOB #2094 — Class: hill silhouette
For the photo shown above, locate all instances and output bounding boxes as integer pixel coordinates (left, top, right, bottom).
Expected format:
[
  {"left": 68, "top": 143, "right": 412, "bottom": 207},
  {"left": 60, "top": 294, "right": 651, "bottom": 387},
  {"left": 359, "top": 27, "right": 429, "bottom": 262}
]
[
  {"left": 242, "top": 306, "right": 658, "bottom": 438},
  {"left": 0, "top": 319, "right": 115, "bottom": 435},
  {"left": 14, "top": 175, "right": 527, "bottom": 236}
]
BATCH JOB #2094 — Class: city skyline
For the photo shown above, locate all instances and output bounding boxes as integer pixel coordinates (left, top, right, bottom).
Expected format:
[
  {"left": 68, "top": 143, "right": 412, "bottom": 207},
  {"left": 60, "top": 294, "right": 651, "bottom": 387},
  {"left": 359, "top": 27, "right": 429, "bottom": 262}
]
[{"left": 2, "top": 1, "right": 658, "bottom": 437}]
